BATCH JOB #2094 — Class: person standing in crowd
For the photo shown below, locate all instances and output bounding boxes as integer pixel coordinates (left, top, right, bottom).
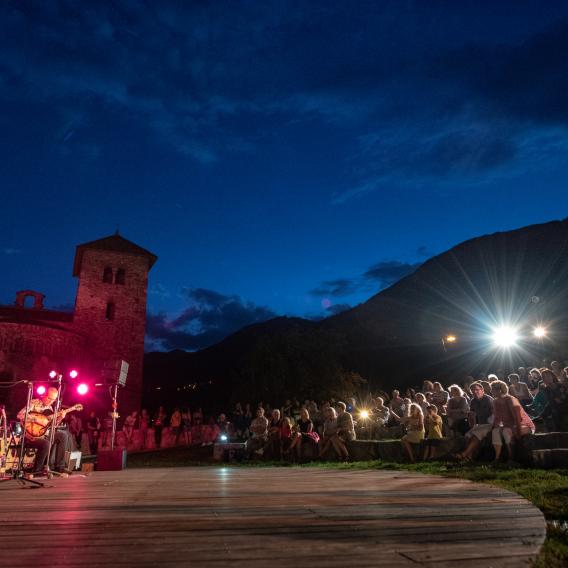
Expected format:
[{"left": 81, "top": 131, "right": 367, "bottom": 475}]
[
  {"left": 181, "top": 408, "right": 192, "bottom": 445},
  {"left": 139, "top": 408, "right": 150, "bottom": 449},
  {"left": 551, "top": 361, "right": 564, "bottom": 382},
  {"left": 123, "top": 410, "right": 138, "bottom": 447},
  {"left": 153, "top": 406, "right": 167, "bottom": 449},
  {"left": 170, "top": 407, "right": 182, "bottom": 445},
  {"left": 86, "top": 410, "right": 101, "bottom": 455},
  {"left": 68, "top": 412, "right": 83, "bottom": 450},
  {"left": 423, "top": 405, "right": 443, "bottom": 460}
]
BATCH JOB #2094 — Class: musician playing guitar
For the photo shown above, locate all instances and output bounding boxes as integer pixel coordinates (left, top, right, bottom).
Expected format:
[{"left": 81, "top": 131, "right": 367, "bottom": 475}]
[{"left": 17, "top": 387, "right": 79, "bottom": 476}]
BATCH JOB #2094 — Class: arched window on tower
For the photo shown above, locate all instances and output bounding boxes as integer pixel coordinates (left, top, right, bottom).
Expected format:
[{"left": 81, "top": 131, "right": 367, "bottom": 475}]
[
  {"left": 105, "top": 302, "right": 116, "bottom": 321},
  {"left": 115, "top": 268, "right": 126, "bottom": 285},
  {"left": 103, "top": 267, "right": 113, "bottom": 283}
]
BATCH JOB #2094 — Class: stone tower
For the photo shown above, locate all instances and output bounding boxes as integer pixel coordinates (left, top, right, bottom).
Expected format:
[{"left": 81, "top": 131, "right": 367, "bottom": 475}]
[{"left": 72, "top": 234, "right": 157, "bottom": 413}]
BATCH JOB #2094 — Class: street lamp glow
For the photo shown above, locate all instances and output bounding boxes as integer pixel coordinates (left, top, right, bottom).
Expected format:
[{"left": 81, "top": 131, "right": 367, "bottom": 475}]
[
  {"left": 492, "top": 326, "right": 519, "bottom": 348},
  {"left": 445, "top": 335, "right": 457, "bottom": 343},
  {"left": 533, "top": 326, "right": 547, "bottom": 338}
]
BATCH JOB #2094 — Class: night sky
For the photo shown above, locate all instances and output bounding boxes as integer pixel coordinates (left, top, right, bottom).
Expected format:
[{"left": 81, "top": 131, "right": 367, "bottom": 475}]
[{"left": 2, "top": 1, "right": 568, "bottom": 351}]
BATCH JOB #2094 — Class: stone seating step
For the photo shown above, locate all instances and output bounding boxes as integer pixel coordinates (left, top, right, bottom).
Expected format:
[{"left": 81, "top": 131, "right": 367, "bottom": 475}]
[
  {"left": 347, "top": 438, "right": 464, "bottom": 462},
  {"left": 531, "top": 448, "right": 568, "bottom": 468}
]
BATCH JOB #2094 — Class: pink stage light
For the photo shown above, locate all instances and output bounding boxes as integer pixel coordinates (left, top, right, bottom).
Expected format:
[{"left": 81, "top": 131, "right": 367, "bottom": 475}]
[
  {"left": 49, "top": 371, "right": 57, "bottom": 379},
  {"left": 36, "top": 385, "right": 47, "bottom": 396},
  {"left": 69, "top": 369, "right": 78, "bottom": 379},
  {"left": 77, "top": 383, "right": 89, "bottom": 395}
]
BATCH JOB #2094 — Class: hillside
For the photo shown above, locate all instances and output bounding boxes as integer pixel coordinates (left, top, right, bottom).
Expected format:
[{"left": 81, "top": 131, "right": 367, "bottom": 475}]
[{"left": 144, "top": 218, "right": 568, "bottom": 407}]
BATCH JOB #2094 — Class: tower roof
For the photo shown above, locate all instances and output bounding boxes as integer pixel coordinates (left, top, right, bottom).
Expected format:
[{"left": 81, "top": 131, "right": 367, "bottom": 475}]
[{"left": 73, "top": 234, "right": 158, "bottom": 276}]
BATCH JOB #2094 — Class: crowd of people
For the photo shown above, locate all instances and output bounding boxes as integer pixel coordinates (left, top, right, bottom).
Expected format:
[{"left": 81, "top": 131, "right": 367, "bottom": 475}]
[{"left": 88, "top": 360, "right": 567, "bottom": 464}]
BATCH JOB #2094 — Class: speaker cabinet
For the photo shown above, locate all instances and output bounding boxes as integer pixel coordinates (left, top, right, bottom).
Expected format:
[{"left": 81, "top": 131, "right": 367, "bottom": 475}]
[{"left": 96, "top": 449, "right": 127, "bottom": 471}]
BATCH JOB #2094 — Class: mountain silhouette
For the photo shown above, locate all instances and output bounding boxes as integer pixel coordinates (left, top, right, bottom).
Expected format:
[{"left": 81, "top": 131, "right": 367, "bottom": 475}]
[{"left": 144, "top": 218, "right": 568, "bottom": 408}]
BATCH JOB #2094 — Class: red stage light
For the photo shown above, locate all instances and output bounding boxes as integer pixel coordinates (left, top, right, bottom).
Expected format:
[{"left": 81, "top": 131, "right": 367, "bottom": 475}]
[
  {"left": 69, "top": 369, "right": 78, "bottom": 379},
  {"left": 77, "top": 383, "right": 89, "bottom": 395},
  {"left": 37, "top": 385, "right": 46, "bottom": 396},
  {"left": 49, "top": 371, "right": 57, "bottom": 379}
]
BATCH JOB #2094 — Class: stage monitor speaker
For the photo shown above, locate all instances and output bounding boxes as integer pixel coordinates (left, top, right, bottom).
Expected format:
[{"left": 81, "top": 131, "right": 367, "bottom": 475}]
[
  {"left": 96, "top": 448, "right": 127, "bottom": 471},
  {"left": 101, "top": 360, "right": 129, "bottom": 386}
]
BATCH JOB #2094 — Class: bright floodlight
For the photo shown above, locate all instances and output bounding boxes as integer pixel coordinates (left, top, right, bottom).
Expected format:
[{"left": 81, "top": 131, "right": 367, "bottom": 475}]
[
  {"left": 77, "top": 383, "right": 89, "bottom": 395},
  {"left": 49, "top": 370, "right": 57, "bottom": 379},
  {"left": 492, "top": 326, "right": 519, "bottom": 348},
  {"left": 445, "top": 335, "right": 457, "bottom": 343},
  {"left": 219, "top": 434, "right": 228, "bottom": 442},
  {"left": 533, "top": 326, "right": 547, "bottom": 338},
  {"left": 359, "top": 410, "right": 370, "bottom": 420},
  {"left": 36, "top": 385, "right": 46, "bottom": 396},
  {"left": 69, "top": 369, "right": 78, "bottom": 379}
]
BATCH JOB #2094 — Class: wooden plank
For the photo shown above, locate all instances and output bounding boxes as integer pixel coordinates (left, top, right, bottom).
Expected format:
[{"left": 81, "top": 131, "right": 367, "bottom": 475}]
[{"left": 0, "top": 467, "right": 545, "bottom": 567}]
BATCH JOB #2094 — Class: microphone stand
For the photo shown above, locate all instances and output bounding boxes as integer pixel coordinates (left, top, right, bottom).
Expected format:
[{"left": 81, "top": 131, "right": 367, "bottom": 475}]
[
  {"left": 0, "top": 380, "right": 45, "bottom": 488},
  {"left": 45, "top": 374, "right": 66, "bottom": 478}
]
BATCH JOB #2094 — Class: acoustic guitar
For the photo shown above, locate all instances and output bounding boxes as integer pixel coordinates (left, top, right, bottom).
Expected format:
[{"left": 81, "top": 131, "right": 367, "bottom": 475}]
[{"left": 25, "top": 404, "right": 83, "bottom": 439}]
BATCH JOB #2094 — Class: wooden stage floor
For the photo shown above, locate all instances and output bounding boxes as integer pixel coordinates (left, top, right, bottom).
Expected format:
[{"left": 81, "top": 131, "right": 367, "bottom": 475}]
[{"left": 0, "top": 467, "right": 545, "bottom": 567}]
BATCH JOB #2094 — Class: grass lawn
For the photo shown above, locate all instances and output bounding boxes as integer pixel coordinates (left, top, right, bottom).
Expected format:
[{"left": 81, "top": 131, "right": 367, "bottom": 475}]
[{"left": 127, "top": 448, "right": 568, "bottom": 567}]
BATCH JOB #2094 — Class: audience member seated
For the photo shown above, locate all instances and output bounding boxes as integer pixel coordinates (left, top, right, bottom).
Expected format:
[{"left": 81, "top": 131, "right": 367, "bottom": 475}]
[
  {"left": 319, "top": 406, "right": 338, "bottom": 458},
  {"left": 388, "top": 390, "right": 404, "bottom": 422},
  {"left": 526, "top": 382, "right": 548, "bottom": 420},
  {"left": 446, "top": 385, "right": 470, "bottom": 436},
  {"left": 333, "top": 402, "right": 356, "bottom": 461},
  {"left": 491, "top": 380, "right": 535, "bottom": 463},
  {"left": 265, "top": 409, "right": 291, "bottom": 459},
  {"left": 454, "top": 381, "right": 494, "bottom": 462},
  {"left": 217, "top": 413, "right": 234, "bottom": 441},
  {"left": 246, "top": 407, "right": 269, "bottom": 458},
  {"left": 431, "top": 382, "right": 449, "bottom": 417},
  {"left": 202, "top": 416, "right": 221, "bottom": 446},
  {"left": 401, "top": 403, "right": 424, "bottom": 462},
  {"left": 287, "top": 408, "right": 319, "bottom": 461},
  {"left": 508, "top": 374, "right": 533, "bottom": 408}
]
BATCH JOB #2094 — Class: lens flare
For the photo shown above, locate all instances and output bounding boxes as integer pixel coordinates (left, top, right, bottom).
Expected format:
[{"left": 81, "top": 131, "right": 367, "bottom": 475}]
[
  {"left": 533, "top": 326, "right": 547, "bottom": 338},
  {"left": 492, "top": 326, "right": 519, "bottom": 348},
  {"left": 359, "top": 410, "right": 370, "bottom": 420}
]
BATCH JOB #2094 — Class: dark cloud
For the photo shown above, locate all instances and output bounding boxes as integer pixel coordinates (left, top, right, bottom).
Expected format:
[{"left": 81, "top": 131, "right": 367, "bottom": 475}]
[
  {"left": 311, "top": 259, "right": 421, "bottom": 300},
  {"left": 325, "top": 303, "right": 351, "bottom": 315},
  {"left": 146, "top": 287, "right": 276, "bottom": 351},
  {"left": 310, "top": 278, "right": 358, "bottom": 298},
  {"left": 2, "top": 2, "right": 567, "bottom": 197},
  {"left": 363, "top": 261, "right": 421, "bottom": 288}
]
